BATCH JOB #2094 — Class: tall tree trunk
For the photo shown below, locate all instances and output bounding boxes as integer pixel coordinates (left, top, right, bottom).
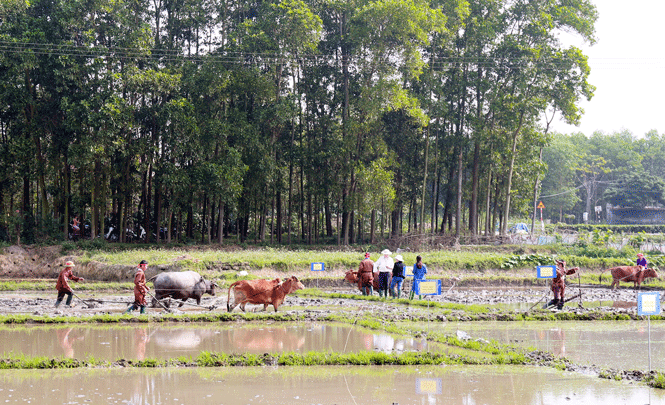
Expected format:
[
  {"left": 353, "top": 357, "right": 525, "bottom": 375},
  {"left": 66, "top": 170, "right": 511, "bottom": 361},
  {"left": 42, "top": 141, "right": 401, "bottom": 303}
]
[
  {"left": 484, "top": 170, "right": 493, "bottom": 236},
  {"left": 145, "top": 163, "right": 152, "bottom": 243},
  {"left": 325, "top": 198, "right": 333, "bottom": 237},
  {"left": 455, "top": 148, "right": 463, "bottom": 240},
  {"left": 420, "top": 128, "right": 429, "bottom": 233},
  {"left": 531, "top": 146, "right": 543, "bottom": 235},
  {"left": 370, "top": 209, "right": 376, "bottom": 243},
  {"left": 501, "top": 112, "right": 525, "bottom": 235},
  {"left": 154, "top": 182, "right": 162, "bottom": 243},
  {"left": 217, "top": 200, "right": 225, "bottom": 244},
  {"left": 63, "top": 158, "right": 70, "bottom": 240},
  {"left": 470, "top": 141, "right": 480, "bottom": 235},
  {"left": 431, "top": 122, "right": 440, "bottom": 233},
  {"left": 276, "top": 188, "right": 282, "bottom": 244}
]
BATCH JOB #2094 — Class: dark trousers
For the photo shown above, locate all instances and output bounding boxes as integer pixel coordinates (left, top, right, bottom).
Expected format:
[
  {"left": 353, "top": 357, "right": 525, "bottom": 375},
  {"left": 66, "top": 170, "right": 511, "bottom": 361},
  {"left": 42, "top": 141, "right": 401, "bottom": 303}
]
[
  {"left": 378, "top": 272, "right": 389, "bottom": 290},
  {"left": 55, "top": 290, "right": 73, "bottom": 307}
]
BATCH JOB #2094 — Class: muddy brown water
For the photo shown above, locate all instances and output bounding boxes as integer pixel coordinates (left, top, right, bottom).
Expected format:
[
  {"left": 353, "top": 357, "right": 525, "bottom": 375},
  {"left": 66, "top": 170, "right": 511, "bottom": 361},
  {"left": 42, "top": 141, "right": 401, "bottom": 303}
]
[
  {"left": 1, "top": 365, "right": 663, "bottom": 404},
  {"left": 0, "top": 323, "right": 434, "bottom": 360},
  {"left": 425, "top": 320, "right": 665, "bottom": 371}
]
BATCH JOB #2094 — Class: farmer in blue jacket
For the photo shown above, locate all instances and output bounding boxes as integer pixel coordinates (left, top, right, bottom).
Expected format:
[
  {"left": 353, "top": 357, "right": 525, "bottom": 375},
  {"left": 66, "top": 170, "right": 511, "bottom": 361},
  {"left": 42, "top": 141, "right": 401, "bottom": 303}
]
[{"left": 409, "top": 255, "right": 427, "bottom": 300}]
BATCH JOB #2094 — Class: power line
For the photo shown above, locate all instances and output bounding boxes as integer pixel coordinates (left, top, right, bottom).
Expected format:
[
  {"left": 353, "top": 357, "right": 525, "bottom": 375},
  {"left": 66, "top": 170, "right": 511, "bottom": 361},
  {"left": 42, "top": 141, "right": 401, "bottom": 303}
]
[{"left": 0, "top": 40, "right": 661, "bottom": 70}]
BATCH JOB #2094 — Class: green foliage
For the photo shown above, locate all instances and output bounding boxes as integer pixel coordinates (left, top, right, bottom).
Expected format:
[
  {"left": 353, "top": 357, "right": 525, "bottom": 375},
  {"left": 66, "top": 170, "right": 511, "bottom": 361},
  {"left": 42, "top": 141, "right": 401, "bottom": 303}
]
[
  {"left": 500, "top": 254, "right": 553, "bottom": 270},
  {"left": 648, "top": 373, "right": 665, "bottom": 389}
]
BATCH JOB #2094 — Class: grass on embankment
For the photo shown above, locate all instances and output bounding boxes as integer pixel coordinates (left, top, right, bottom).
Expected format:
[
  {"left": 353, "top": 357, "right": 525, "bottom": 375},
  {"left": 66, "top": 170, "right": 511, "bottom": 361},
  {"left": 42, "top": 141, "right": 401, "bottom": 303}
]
[{"left": 69, "top": 245, "right": 648, "bottom": 275}]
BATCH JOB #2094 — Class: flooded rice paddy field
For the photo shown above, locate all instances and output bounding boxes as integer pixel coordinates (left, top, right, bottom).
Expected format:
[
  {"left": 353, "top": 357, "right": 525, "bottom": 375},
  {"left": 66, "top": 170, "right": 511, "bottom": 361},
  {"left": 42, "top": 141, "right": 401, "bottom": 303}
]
[
  {"left": 416, "top": 320, "right": 665, "bottom": 371},
  {"left": 1, "top": 285, "right": 664, "bottom": 403},
  {"left": 2, "top": 365, "right": 664, "bottom": 405},
  {"left": 0, "top": 322, "right": 434, "bottom": 360}
]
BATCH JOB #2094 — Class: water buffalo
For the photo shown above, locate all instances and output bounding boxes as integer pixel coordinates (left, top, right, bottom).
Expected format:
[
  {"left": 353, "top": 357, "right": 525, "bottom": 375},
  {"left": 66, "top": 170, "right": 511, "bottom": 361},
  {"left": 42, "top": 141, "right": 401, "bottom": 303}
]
[
  {"left": 227, "top": 276, "right": 304, "bottom": 312},
  {"left": 600, "top": 266, "right": 658, "bottom": 289},
  {"left": 149, "top": 271, "right": 216, "bottom": 308}
]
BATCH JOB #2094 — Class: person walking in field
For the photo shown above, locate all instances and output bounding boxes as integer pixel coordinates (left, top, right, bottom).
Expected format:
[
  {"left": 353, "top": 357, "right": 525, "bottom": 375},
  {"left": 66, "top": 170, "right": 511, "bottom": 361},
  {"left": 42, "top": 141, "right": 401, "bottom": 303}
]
[
  {"left": 636, "top": 253, "right": 648, "bottom": 269},
  {"left": 390, "top": 255, "right": 405, "bottom": 299},
  {"left": 358, "top": 252, "right": 375, "bottom": 296},
  {"left": 374, "top": 249, "right": 394, "bottom": 299},
  {"left": 126, "top": 260, "right": 150, "bottom": 314},
  {"left": 55, "top": 261, "right": 84, "bottom": 308},
  {"left": 409, "top": 255, "right": 427, "bottom": 300}
]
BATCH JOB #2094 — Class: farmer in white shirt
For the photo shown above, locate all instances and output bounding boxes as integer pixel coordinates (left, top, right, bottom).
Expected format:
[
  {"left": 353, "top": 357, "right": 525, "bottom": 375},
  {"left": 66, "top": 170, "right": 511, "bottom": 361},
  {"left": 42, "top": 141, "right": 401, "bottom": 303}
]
[{"left": 373, "top": 249, "right": 394, "bottom": 299}]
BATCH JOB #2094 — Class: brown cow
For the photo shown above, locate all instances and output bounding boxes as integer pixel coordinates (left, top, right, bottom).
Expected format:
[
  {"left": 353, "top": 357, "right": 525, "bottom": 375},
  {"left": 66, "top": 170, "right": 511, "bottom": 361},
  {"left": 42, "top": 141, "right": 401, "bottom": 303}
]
[
  {"left": 600, "top": 266, "right": 658, "bottom": 289},
  {"left": 227, "top": 278, "right": 280, "bottom": 312},
  {"left": 227, "top": 276, "right": 304, "bottom": 312},
  {"left": 343, "top": 269, "right": 386, "bottom": 295}
]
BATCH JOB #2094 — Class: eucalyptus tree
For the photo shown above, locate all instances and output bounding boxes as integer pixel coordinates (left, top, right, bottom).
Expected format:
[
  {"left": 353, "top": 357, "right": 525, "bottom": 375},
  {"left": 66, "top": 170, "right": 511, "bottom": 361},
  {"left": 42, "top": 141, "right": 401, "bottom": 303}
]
[
  {"left": 637, "top": 131, "right": 665, "bottom": 180},
  {"left": 481, "top": 0, "right": 597, "bottom": 234},
  {"left": 225, "top": 0, "right": 321, "bottom": 243},
  {"left": 541, "top": 133, "right": 581, "bottom": 222},
  {"left": 332, "top": 0, "right": 447, "bottom": 243}
]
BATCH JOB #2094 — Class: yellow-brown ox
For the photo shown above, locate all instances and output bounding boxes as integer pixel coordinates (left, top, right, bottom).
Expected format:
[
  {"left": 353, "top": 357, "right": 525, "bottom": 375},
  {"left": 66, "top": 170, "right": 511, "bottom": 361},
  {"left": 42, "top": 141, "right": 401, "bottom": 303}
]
[
  {"left": 599, "top": 266, "right": 658, "bottom": 289},
  {"left": 227, "top": 276, "right": 304, "bottom": 312}
]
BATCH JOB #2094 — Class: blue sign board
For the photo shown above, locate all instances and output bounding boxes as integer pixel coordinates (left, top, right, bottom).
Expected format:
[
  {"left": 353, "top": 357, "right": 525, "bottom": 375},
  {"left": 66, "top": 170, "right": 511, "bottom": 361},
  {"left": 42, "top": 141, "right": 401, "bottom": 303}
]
[
  {"left": 414, "top": 279, "right": 441, "bottom": 296},
  {"left": 310, "top": 262, "right": 325, "bottom": 272},
  {"left": 536, "top": 265, "right": 556, "bottom": 279},
  {"left": 638, "top": 292, "right": 661, "bottom": 316}
]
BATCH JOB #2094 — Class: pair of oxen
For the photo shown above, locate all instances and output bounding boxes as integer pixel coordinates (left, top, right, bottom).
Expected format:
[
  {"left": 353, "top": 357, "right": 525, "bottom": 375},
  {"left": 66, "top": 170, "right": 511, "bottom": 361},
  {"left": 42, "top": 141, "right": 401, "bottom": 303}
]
[{"left": 149, "top": 271, "right": 304, "bottom": 312}]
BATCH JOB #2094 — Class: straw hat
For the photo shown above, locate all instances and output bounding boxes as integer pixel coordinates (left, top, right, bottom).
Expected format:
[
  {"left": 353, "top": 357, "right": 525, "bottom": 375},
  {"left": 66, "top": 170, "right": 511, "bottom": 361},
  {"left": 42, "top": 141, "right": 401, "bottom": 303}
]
[
  {"left": 394, "top": 255, "right": 403, "bottom": 262},
  {"left": 64, "top": 261, "right": 75, "bottom": 267},
  {"left": 381, "top": 249, "right": 392, "bottom": 255},
  {"left": 637, "top": 253, "right": 644, "bottom": 257}
]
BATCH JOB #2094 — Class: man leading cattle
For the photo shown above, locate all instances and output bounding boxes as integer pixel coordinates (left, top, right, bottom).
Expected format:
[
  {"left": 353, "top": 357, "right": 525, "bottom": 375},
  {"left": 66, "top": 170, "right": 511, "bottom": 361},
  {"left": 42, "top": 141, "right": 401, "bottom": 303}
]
[
  {"left": 546, "top": 259, "right": 579, "bottom": 310},
  {"left": 55, "top": 261, "right": 84, "bottom": 308},
  {"left": 126, "top": 260, "right": 149, "bottom": 314},
  {"left": 358, "top": 252, "right": 374, "bottom": 296}
]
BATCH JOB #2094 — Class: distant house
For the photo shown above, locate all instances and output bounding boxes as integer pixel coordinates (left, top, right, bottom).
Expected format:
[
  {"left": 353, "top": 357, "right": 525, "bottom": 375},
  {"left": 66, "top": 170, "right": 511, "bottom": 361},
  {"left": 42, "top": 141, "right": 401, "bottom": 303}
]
[{"left": 606, "top": 204, "right": 665, "bottom": 225}]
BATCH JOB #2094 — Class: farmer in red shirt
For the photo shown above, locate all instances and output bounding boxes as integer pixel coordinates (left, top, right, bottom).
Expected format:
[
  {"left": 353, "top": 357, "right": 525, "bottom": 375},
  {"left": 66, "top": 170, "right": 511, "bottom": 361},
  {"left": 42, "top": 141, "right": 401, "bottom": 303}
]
[
  {"left": 55, "top": 261, "right": 84, "bottom": 308},
  {"left": 126, "top": 260, "right": 149, "bottom": 314}
]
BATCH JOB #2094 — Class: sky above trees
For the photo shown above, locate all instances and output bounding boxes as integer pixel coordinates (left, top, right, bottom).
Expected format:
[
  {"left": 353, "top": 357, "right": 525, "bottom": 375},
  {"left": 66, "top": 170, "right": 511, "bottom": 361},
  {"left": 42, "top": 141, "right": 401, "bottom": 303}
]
[{"left": 549, "top": 0, "right": 664, "bottom": 138}]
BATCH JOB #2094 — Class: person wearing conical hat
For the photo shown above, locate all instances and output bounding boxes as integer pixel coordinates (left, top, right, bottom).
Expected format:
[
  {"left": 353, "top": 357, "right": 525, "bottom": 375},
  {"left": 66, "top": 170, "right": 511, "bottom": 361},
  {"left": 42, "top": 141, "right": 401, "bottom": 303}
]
[
  {"left": 55, "top": 261, "right": 84, "bottom": 308},
  {"left": 373, "top": 249, "right": 394, "bottom": 299}
]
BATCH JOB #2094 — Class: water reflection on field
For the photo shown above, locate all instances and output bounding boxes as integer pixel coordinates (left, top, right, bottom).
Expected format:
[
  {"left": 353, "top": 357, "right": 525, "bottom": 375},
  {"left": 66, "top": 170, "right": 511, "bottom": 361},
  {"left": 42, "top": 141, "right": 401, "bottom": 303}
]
[
  {"left": 0, "top": 365, "right": 662, "bottom": 405},
  {"left": 431, "top": 320, "right": 665, "bottom": 371},
  {"left": 0, "top": 323, "right": 432, "bottom": 360}
]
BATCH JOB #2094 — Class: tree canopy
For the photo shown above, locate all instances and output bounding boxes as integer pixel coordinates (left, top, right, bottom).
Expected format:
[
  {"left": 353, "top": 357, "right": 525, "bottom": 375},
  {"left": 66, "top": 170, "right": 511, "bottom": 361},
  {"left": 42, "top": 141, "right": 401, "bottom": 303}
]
[{"left": 0, "top": 0, "right": 610, "bottom": 244}]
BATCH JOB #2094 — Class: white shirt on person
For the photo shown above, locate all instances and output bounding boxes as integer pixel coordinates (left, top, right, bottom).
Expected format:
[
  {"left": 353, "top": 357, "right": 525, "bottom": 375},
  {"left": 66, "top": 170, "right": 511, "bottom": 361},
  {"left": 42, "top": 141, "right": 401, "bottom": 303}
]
[{"left": 374, "top": 256, "right": 394, "bottom": 273}]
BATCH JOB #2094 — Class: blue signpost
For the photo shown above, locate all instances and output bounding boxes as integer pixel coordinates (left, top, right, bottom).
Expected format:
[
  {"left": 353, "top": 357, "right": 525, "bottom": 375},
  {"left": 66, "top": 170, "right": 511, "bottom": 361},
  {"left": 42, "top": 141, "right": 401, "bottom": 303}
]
[
  {"left": 310, "top": 262, "right": 325, "bottom": 289},
  {"left": 638, "top": 292, "right": 661, "bottom": 371},
  {"left": 415, "top": 280, "right": 441, "bottom": 335},
  {"left": 414, "top": 280, "right": 442, "bottom": 296},
  {"left": 310, "top": 262, "right": 325, "bottom": 272},
  {"left": 536, "top": 265, "right": 556, "bottom": 279},
  {"left": 532, "top": 265, "right": 557, "bottom": 311}
]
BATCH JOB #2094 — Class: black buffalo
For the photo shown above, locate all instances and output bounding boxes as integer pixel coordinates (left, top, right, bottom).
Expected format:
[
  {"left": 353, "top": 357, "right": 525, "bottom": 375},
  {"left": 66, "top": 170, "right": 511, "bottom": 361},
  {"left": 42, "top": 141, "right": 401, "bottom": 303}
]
[{"left": 149, "top": 271, "right": 216, "bottom": 308}]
